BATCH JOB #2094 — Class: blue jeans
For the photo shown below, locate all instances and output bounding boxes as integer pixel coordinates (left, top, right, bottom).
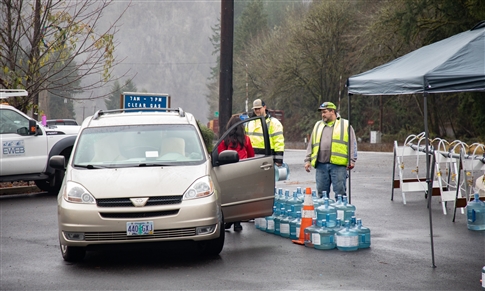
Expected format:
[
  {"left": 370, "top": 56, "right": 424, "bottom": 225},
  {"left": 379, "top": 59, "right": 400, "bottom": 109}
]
[{"left": 315, "top": 162, "right": 348, "bottom": 199}]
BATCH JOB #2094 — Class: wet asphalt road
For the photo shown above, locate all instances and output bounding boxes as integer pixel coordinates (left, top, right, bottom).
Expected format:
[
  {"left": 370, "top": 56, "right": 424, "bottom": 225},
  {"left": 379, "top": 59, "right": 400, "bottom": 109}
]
[{"left": 0, "top": 150, "right": 484, "bottom": 290}]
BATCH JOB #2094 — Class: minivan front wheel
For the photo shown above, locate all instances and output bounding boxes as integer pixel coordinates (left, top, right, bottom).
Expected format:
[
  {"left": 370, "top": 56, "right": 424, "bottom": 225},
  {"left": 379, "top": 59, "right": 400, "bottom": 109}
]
[
  {"left": 60, "top": 243, "right": 86, "bottom": 262},
  {"left": 198, "top": 217, "right": 225, "bottom": 256}
]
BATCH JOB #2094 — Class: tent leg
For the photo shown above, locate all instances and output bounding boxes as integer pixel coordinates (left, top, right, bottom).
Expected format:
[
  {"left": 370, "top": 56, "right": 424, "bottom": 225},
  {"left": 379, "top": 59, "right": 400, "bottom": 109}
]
[{"left": 424, "top": 92, "right": 436, "bottom": 268}]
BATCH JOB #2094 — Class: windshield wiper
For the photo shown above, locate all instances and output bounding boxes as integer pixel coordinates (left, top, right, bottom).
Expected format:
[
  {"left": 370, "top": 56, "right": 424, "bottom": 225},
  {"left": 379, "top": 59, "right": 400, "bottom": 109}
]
[
  {"left": 137, "top": 163, "right": 170, "bottom": 167},
  {"left": 74, "top": 164, "right": 108, "bottom": 169}
]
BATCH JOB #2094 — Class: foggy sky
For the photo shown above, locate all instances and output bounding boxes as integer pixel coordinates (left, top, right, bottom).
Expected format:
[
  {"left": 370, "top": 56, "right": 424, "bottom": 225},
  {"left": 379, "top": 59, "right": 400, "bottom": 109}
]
[{"left": 75, "top": 1, "right": 220, "bottom": 124}]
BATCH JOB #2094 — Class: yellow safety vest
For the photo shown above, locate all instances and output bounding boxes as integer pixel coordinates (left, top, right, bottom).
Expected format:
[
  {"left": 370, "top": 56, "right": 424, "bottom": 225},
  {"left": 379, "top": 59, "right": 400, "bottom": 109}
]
[
  {"left": 246, "top": 116, "right": 284, "bottom": 153},
  {"left": 310, "top": 118, "right": 349, "bottom": 167}
]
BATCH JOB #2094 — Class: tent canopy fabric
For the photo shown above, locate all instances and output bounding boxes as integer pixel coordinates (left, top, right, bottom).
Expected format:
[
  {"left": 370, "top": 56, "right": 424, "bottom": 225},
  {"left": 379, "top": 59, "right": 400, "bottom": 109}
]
[{"left": 347, "top": 22, "right": 485, "bottom": 95}]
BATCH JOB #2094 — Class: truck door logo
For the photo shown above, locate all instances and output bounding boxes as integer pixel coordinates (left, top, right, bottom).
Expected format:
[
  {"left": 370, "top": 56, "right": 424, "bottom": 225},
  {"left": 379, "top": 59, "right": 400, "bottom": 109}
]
[{"left": 2, "top": 140, "right": 25, "bottom": 155}]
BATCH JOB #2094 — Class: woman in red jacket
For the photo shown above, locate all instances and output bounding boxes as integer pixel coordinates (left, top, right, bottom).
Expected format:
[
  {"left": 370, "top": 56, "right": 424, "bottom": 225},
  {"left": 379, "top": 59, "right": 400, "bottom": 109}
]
[{"left": 217, "top": 115, "right": 255, "bottom": 231}]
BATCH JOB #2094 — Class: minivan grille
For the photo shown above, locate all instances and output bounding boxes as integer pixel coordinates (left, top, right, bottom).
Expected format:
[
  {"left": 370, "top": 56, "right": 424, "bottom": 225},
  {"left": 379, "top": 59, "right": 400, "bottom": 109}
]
[
  {"left": 97, "top": 196, "right": 183, "bottom": 207},
  {"left": 99, "top": 209, "right": 178, "bottom": 219},
  {"left": 84, "top": 227, "right": 197, "bottom": 241}
]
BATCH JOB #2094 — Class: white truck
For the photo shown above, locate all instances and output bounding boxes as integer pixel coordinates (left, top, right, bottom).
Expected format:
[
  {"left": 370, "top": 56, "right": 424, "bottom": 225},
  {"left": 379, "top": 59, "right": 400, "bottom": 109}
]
[{"left": 0, "top": 90, "right": 80, "bottom": 193}]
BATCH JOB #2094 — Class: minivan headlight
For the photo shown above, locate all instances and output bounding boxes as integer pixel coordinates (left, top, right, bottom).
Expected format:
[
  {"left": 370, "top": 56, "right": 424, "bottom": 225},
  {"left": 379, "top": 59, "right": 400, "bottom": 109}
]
[
  {"left": 64, "top": 181, "right": 96, "bottom": 204},
  {"left": 183, "top": 176, "right": 214, "bottom": 200}
]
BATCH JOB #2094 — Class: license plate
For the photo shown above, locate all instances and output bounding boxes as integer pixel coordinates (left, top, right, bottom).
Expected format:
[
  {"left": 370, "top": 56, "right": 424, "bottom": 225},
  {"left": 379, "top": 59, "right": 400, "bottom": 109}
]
[{"left": 126, "top": 221, "right": 154, "bottom": 236}]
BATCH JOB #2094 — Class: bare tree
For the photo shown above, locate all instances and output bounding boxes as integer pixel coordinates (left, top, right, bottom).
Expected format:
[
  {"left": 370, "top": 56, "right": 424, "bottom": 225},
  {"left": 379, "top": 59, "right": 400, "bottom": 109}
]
[{"left": 0, "top": 0, "right": 130, "bottom": 115}]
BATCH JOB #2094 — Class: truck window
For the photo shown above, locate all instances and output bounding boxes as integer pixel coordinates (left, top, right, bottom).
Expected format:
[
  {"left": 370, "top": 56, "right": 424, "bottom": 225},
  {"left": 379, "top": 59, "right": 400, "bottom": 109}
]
[{"left": 0, "top": 109, "right": 29, "bottom": 134}]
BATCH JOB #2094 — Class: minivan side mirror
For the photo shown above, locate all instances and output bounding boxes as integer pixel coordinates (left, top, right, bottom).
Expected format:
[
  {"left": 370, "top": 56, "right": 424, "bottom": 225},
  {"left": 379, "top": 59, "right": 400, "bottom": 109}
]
[
  {"left": 50, "top": 155, "right": 66, "bottom": 170},
  {"left": 217, "top": 150, "right": 239, "bottom": 165}
]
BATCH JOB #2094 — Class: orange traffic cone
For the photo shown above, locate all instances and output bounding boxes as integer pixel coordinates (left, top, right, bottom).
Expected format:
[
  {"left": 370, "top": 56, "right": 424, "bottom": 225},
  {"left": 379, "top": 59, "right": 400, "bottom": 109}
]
[{"left": 292, "top": 187, "right": 315, "bottom": 245}]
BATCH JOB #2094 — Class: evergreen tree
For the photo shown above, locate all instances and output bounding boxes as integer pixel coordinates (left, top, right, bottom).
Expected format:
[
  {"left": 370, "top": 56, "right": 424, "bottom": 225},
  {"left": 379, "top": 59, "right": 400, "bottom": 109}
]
[{"left": 106, "top": 80, "right": 137, "bottom": 110}]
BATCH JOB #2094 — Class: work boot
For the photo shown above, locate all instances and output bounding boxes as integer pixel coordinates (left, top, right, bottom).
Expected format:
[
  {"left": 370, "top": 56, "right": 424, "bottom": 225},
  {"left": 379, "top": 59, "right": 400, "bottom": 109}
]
[
  {"left": 233, "top": 222, "right": 243, "bottom": 232},
  {"left": 224, "top": 222, "right": 233, "bottom": 230}
]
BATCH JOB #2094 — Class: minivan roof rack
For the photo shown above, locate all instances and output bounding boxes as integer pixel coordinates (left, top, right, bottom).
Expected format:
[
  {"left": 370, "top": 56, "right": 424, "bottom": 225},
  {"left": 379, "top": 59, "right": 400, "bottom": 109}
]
[{"left": 92, "top": 107, "right": 185, "bottom": 120}]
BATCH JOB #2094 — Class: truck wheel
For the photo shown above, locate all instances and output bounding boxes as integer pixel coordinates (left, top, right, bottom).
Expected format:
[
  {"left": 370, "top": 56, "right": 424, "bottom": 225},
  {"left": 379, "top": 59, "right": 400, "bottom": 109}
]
[
  {"left": 34, "top": 180, "right": 51, "bottom": 192},
  {"left": 34, "top": 178, "right": 62, "bottom": 194},
  {"left": 60, "top": 243, "right": 86, "bottom": 262}
]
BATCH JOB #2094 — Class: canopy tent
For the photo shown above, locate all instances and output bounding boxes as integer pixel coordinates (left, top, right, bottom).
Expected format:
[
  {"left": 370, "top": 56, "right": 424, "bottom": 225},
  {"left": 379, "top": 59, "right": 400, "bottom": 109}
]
[
  {"left": 346, "top": 21, "right": 485, "bottom": 268},
  {"left": 348, "top": 21, "right": 485, "bottom": 95}
]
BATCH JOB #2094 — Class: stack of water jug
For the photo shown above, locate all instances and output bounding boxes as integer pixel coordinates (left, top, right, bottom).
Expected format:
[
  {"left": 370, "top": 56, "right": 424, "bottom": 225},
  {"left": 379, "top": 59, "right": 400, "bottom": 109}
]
[
  {"left": 254, "top": 187, "right": 371, "bottom": 251},
  {"left": 467, "top": 193, "right": 485, "bottom": 231}
]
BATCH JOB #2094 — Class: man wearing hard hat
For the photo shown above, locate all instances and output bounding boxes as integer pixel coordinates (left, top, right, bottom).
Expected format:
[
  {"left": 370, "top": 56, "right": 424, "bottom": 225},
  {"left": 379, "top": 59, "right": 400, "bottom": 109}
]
[
  {"left": 246, "top": 99, "right": 284, "bottom": 165},
  {"left": 304, "top": 102, "right": 357, "bottom": 199}
]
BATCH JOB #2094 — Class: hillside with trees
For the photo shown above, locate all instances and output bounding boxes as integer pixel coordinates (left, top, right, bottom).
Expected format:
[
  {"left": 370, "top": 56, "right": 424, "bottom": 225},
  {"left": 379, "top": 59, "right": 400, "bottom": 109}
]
[{"left": 207, "top": 0, "right": 485, "bottom": 143}]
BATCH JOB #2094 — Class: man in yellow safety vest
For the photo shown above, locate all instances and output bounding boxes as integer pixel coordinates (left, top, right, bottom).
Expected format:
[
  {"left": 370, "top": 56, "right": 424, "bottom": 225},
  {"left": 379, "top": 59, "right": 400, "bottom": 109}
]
[
  {"left": 304, "top": 102, "right": 357, "bottom": 199},
  {"left": 246, "top": 99, "right": 284, "bottom": 165}
]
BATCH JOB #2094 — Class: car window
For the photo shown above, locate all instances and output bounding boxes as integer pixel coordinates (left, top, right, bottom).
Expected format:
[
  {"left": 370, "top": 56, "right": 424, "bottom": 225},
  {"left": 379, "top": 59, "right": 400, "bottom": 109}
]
[
  {"left": 214, "top": 116, "right": 269, "bottom": 160},
  {"left": 0, "top": 109, "right": 29, "bottom": 134},
  {"left": 72, "top": 124, "right": 205, "bottom": 167},
  {"left": 47, "top": 119, "right": 78, "bottom": 126}
]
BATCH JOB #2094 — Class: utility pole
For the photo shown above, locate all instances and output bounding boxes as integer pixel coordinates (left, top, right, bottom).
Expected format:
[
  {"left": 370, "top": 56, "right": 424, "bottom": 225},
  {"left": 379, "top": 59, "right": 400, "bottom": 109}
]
[
  {"left": 218, "top": 0, "right": 234, "bottom": 136},
  {"left": 31, "top": 0, "right": 42, "bottom": 120}
]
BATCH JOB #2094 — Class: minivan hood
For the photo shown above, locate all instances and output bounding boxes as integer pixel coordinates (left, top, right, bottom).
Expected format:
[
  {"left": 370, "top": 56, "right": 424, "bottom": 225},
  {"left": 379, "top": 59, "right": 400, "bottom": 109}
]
[{"left": 68, "top": 164, "right": 207, "bottom": 199}]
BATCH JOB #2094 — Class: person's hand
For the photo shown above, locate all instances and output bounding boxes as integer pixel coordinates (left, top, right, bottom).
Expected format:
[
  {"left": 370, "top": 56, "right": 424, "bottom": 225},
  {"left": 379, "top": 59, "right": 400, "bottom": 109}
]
[
  {"left": 275, "top": 162, "right": 282, "bottom": 167},
  {"left": 347, "top": 163, "right": 355, "bottom": 170},
  {"left": 304, "top": 163, "right": 311, "bottom": 172}
]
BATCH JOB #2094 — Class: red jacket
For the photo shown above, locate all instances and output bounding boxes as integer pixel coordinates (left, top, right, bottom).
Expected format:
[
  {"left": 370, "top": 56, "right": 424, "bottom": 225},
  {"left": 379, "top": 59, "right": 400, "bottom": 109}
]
[{"left": 217, "top": 135, "right": 255, "bottom": 160}]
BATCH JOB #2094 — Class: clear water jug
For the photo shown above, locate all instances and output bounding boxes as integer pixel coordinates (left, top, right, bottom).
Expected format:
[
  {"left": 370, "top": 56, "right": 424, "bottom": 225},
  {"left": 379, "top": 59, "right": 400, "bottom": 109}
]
[{"left": 467, "top": 193, "right": 485, "bottom": 231}]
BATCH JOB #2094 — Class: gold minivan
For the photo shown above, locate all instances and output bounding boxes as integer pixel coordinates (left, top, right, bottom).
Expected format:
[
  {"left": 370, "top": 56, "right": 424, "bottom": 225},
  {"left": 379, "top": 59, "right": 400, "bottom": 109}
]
[{"left": 50, "top": 108, "right": 275, "bottom": 262}]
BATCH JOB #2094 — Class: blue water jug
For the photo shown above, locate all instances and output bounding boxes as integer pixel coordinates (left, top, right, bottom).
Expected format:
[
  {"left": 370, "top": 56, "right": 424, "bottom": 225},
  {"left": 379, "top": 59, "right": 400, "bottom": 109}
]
[
  {"left": 314, "top": 220, "right": 336, "bottom": 250},
  {"left": 304, "top": 218, "right": 319, "bottom": 248},
  {"left": 274, "top": 207, "right": 285, "bottom": 235},
  {"left": 332, "top": 195, "right": 345, "bottom": 221},
  {"left": 273, "top": 188, "right": 279, "bottom": 209},
  {"left": 335, "top": 220, "right": 359, "bottom": 251},
  {"left": 290, "top": 209, "right": 301, "bottom": 240},
  {"left": 342, "top": 196, "right": 356, "bottom": 222},
  {"left": 315, "top": 198, "right": 337, "bottom": 228},
  {"left": 355, "top": 218, "right": 371, "bottom": 248},
  {"left": 275, "top": 162, "right": 290, "bottom": 181},
  {"left": 296, "top": 187, "right": 304, "bottom": 200},
  {"left": 467, "top": 193, "right": 485, "bottom": 231},
  {"left": 279, "top": 209, "right": 291, "bottom": 238},
  {"left": 275, "top": 188, "right": 285, "bottom": 210},
  {"left": 265, "top": 206, "right": 276, "bottom": 234},
  {"left": 312, "top": 190, "right": 321, "bottom": 208},
  {"left": 287, "top": 191, "right": 303, "bottom": 215},
  {"left": 321, "top": 191, "right": 335, "bottom": 204},
  {"left": 282, "top": 189, "right": 291, "bottom": 212}
]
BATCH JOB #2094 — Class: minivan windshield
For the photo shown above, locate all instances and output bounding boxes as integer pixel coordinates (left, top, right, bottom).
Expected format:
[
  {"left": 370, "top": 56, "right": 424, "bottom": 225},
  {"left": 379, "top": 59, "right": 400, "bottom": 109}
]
[{"left": 72, "top": 124, "right": 206, "bottom": 167}]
